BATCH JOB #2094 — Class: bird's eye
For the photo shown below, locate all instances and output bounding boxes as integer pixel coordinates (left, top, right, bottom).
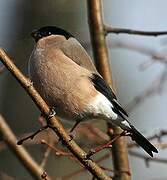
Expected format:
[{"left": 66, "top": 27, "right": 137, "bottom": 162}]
[{"left": 48, "top": 32, "right": 51, "bottom": 35}]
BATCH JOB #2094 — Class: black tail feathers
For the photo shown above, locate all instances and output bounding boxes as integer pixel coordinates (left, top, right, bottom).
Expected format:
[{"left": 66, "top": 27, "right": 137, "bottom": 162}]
[{"left": 130, "top": 125, "right": 158, "bottom": 157}]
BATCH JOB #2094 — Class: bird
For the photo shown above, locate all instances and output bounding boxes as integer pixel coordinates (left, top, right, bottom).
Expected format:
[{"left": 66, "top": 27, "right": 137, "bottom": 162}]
[{"left": 29, "top": 26, "right": 158, "bottom": 157}]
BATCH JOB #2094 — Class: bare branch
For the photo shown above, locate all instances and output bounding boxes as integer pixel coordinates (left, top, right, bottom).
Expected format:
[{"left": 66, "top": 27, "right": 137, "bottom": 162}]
[
  {"left": 84, "top": 40, "right": 167, "bottom": 69},
  {"left": 40, "top": 147, "right": 51, "bottom": 169},
  {"left": 0, "top": 48, "right": 111, "bottom": 180},
  {"left": 100, "top": 166, "right": 131, "bottom": 176},
  {"left": 0, "top": 114, "right": 49, "bottom": 180},
  {"left": 86, "top": 131, "right": 127, "bottom": 158},
  {"left": 87, "top": 1, "right": 130, "bottom": 179},
  {"left": 62, "top": 152, "right": 131, "bottom": 180},
  {"left": 17, "top": 125, "right": 49, "bottom": 145},
  {"left": 105, "top": 26, "right": 167, "bottom": 36},
  {"left": 108, "top": 40, "right": 167, "bottom": 68},
  {"left": 41, "top": 140, "right": 76, "bottom": 162},
  {"left": 126, "top": 70, "right": 167, "bottom": 113},
  {"left": 129, "top": 151, "right": 167, "bottom": 166}
]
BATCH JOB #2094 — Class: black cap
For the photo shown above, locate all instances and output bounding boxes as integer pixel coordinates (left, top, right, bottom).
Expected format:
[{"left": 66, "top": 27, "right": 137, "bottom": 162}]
[{"left": 31, "top": 26, "right": 74, "bottom": 42}]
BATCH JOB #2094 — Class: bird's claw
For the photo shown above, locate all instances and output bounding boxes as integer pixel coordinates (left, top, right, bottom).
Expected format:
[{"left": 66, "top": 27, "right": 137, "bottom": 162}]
[{"left": 48, "top": 107, "right": 56, "bottom": 119}]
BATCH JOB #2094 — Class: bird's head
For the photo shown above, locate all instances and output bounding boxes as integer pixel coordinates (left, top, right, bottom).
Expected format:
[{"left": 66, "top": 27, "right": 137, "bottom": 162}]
[{"left": 31, "top": 26, "right": 73, "bottom": 42}]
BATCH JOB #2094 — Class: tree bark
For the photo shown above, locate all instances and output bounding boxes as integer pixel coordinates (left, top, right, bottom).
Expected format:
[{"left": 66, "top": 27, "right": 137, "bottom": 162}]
[{"left": 87, "top": 1, "right": 131, "bottom": 179}]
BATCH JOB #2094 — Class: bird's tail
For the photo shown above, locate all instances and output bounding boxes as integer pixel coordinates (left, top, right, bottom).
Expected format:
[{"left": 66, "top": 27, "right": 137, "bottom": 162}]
[{"left": 129, "top": 124, "right": 158, "bottom": 157}]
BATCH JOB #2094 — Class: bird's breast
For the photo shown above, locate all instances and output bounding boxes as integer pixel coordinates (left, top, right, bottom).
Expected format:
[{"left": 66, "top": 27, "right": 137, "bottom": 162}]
[{"left": 28, "top": 46, "right": 97, "bottom": 121}]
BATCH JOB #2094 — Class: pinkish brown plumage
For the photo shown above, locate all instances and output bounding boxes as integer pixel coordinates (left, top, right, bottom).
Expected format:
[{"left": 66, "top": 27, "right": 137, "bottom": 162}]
[
  {"left": 29, "top": 26, "right": 158, "bottom": 157},
  {"left": 29, "top": 35, "right": 97, "bottom": 120}
]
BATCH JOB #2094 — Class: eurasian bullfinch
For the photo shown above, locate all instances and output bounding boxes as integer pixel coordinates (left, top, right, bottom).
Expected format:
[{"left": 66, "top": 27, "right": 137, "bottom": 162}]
[{"left": 29, "top": 26, "right": 158, "bottom": 157}]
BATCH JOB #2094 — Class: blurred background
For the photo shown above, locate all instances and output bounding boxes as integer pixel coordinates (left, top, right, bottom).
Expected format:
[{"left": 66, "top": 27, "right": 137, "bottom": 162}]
[{"left": 0, "top": 0, "right": 167, "bottom": 179}]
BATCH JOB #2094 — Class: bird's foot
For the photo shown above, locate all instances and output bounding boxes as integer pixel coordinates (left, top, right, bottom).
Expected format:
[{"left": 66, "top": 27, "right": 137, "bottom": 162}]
[{"left": 47, "top": 107, "right": 57, "bottom": 119}]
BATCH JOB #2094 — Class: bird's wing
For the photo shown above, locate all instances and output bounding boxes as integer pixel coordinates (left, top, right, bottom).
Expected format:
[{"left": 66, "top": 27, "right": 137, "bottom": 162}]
[
  {"left": 60, "top": 37, "right": 128, "bottom": 118},
  {"left": 90, "top": 73, "right": 128, "bottom": 118},
  {"left": 61, "top": 37, "right": 98, "bottom": 73}
]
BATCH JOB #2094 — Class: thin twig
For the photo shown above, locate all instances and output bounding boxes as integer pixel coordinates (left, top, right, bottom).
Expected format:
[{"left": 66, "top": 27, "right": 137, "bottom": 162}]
[
  {"left": 41, "top": 140, "right": 76, "bottom": 161},
  {"left": 86, "top": 131, "right": 126, "bottom": 158},
  {"left": 85, "top": 123, "right": 110, "bottom": 142},
  {"left": 105, "top": 26, "right": 167, "bottom": 36},
  {"left": 129, "top": 151, "right": 167, "bottom": 166},
  {"left": 17, "top": 125, "right": 49, "bottom": 145},
  {"left": 0, "top": 65, "right": 5, "bottom": 75},
  {"left": 0, "top": 114, "right": 49, "bottom": 180},
  {"left": 100, "top": 166, "right": 131, "bottom": 176},
  {"left": 0, "top": 48, "right": 111, "bottom": 180},
  {"left": 40, "top": 118, "right": 52, "bottom": 169},
  {"left": 40, "top": 147, "right": 51, "bottom": 168},
  {"left": 62, "top": 152, "right": 131, "bottom": 180},
  {"left": 104, "top": 40, "right": 167, "bottom": 72},
  {"left": 126, "top": 70, "right": 167, "bottom": 113}
]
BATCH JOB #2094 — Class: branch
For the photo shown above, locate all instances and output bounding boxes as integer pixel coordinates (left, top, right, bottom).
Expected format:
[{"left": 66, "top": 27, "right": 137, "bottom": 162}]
[
  {"left": 41, "top": 140, "right": 76, "bottom": 162},
  {"left": 83, "top": 40, "right": 167, "bottom": 69},
  {"left": 87, "top": 1, "right": 130, "bottom": 180},
  {"left": 86, "top": 131, "right": 127, "bottom": 158},
  {"left": 40, "top": 147, "right": 51, "bottom": 168},
  {"left": 105, "top": 26, "right": 167, "bottom": 36},
  {"left": 106, "top": 40, "right": 167, "bottom": 71},
  {"left": 0, "top": 48, "right": 111, "bottom": 180},
  {"left": 126, "top": 70, "right": 167, "bottom": 113},
  {"left": 62, "top": 153, "right": 110, "bottom": 179},
  {"left": 0, "top": 114, "right": 49, "bottom": 180},
  {"left": 62, "top": 152, "right": 131, "bottom": 180},
  {"left": 129, "top": 151, "right": 167, "bottom": 166}
]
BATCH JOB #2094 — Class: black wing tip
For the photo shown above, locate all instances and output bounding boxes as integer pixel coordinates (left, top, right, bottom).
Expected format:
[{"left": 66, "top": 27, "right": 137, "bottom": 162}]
[
  {"left": 135, "top": 140, "right": 158, "bottom": 157},
  {"left": 153, "top": 147, "right": 158, "bottom": 153},
  {"left": 147, "top": 147, "right": 158, "bottom": 157},
  {"left": 130, "top": 125, "right": 158, "bottom": 157},
  {"left": 145, "top": 140, "right": 158, "bottom": 155},
  {"left": 139, "top": 145, "right": 157, "bottom": 157}
]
